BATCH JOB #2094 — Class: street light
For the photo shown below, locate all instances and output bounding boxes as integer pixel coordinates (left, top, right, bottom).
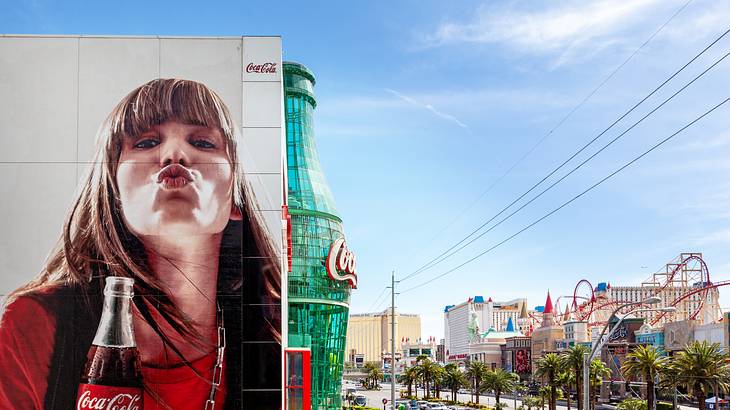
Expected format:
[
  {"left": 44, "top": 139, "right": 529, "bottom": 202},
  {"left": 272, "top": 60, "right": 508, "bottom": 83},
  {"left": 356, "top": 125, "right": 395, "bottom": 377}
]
[
  {"left": 644, "top": 296, "right": 662, "bottom": 305},
  {"left": 582, "top": 299, "right": 675, "bottom": 410}
]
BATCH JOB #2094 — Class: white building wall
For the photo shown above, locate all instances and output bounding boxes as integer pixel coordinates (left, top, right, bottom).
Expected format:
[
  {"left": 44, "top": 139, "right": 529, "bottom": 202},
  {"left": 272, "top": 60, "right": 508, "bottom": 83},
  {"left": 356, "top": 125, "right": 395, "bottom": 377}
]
[
  {"left": 445, "top": 303, "right": 470, "bottom": 358},
  {"left": 445, "top": 298, "right": 528, "bottom": 360},
  {"left": 694, "top": 323, "right": 724, "bottom": 345}
]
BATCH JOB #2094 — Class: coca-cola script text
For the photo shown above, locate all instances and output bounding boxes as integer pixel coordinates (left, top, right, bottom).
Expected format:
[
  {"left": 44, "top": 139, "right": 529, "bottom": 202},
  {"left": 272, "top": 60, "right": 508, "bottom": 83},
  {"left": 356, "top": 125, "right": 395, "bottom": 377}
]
[
  {"left": 245, "top": 62, "right": 277, "bottom": 73},
  {"left": 325, "top": 238, "right": 358, "bottom": 288},
  {"left": 77, "top": 385, "right": 142, "bottom": 410}
]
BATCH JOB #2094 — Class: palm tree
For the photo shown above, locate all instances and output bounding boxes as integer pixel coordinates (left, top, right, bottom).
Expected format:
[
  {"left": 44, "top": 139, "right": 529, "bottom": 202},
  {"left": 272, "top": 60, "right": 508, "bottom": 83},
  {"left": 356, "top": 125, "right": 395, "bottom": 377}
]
[
  {"left": 523, "top": 395, "right": 543, "bottom": 410},
  {"left": 557, "top": 371, "right": 575, "bottom": 410},
  {"left": 657, "top": 362, "right": 682, "bottom": 410},
  {"left": 400, "top": 365, "right": 420, "bottom": 398},
  {"left": 465, "top": 361, "right": 489, "bottom": 404},
  {"left": 482, "top": 368, "right": 519, "bottom": 404},
  {"left": 621, "top": 345, "right": 667, "bottom": 410},
  {"left": 431, "top": 364, "right": 446, "bottom": 399},
  {"left": 414, "top": 355, "right": 430, "bottom": 397},
  {"left": 417, "top": 358, "right": 441, "bottom": 399},
  {"left": 442, "top": 364, "right": 468, "bottom": 402},
  {"left": 363, "top": 361, "right": 383, "bottom": 389},
  {"left": 535, "top": 353, "right": 564, "bottom": 410},
  {"left": 589, "top": 359, "right": 610, "bottom": 410},
  {"left": 539, "top": 386, "right": 563, "bottom": 410},
  {"left": 672, "top": 341, "right": 730, "bottom": 410},
  {"left": 562, "top": 345, "right": 590, "bottom": 410}
]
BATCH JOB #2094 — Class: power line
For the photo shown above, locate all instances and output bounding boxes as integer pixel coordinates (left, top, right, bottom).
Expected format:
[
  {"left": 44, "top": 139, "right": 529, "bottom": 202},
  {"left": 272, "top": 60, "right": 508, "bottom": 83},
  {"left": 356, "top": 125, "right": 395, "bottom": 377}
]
[
  {"left": 402, "top": 28, "right": 728, "bottom": 281},
  {"left": 402, "top": 51, "right": 729, "bottom": 282},
  {"left": 400, "top": 28, "right": 730, "bottom": 282},
  {"left": 366, "top": 286, "right": 389, "bottom": 312},
  {"left": 372, "top": 295, "right": 390, "bottom": 313},
  {"left": 401, "top": 96, "right": 729, "bottom": 294},
  {"left": 399, "top": 0, "right": 697, "bottom": 267}
]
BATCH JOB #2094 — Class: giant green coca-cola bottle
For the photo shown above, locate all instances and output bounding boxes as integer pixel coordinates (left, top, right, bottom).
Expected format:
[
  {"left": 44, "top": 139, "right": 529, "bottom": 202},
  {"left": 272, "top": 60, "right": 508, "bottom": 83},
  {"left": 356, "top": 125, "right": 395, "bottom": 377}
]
[{"left": 284, "top": 61, "right": 357, "bottom": 409}]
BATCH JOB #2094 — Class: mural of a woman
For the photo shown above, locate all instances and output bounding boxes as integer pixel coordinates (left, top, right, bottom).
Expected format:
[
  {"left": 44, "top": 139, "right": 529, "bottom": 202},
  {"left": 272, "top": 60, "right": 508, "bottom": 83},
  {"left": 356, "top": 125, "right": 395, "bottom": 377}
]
[{"left": 0, "top": 79, "right": 281, "bottom": 409}]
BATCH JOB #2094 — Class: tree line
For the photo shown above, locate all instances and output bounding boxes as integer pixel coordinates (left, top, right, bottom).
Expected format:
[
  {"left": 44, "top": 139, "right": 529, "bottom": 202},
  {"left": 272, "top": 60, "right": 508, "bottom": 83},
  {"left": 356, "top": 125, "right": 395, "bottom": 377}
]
[
  {"left": 534, "top": 341, "right": 730, "bottom": 410},
  {"left": 364, "top": 341, "right": 729, "bottom": 410}
]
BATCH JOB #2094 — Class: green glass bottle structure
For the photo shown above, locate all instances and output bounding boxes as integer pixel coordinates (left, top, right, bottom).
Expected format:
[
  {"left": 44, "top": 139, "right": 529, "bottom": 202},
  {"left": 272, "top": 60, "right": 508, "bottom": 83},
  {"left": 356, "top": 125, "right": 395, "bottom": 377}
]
[{"left": 284, "top": 61, "right": 354, "bottom": 409}]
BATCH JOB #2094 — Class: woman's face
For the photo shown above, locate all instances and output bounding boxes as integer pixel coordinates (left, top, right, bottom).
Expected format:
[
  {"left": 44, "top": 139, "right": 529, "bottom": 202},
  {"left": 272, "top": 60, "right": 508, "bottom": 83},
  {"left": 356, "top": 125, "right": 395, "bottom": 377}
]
[{"left": 116, "top": 120, "right": 235, "bottom": 239}]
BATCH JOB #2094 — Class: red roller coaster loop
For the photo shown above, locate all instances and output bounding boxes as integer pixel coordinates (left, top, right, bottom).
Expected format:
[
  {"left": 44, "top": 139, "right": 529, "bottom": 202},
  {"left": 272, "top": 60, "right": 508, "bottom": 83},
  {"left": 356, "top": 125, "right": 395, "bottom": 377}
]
[
  {"left": 647, "top": 254, "right": 712, "bottom": 325},
  {"left": 565, "top": 253, "right": 724, "bottom": 327},
  {"left": 572, "top": 279, "right": 596, "bottom": 321}
]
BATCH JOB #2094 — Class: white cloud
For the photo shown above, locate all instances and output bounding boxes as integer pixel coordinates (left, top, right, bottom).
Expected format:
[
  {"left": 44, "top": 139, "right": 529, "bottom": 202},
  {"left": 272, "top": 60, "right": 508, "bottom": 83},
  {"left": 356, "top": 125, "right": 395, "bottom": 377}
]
[
  {"left": 422, "top": 0, "right": 694, "bottom": 66},
  {"left": 692, "top": 228, "right": 730, "bottom": 246},
  {"left": 429, "top": 1, "right": 661, "bottom": 48},
  {"left": 658, "top": 2, "right": 730, "bottom": 44},
  {"left": 385, "top": 88, "right": 471, "bottom": 132},
  {"left": 671, "top": 132, "right": 730, "bottom": 151},
  {"left": 320, "top": 87, "right": 573, "bottom": 119}
]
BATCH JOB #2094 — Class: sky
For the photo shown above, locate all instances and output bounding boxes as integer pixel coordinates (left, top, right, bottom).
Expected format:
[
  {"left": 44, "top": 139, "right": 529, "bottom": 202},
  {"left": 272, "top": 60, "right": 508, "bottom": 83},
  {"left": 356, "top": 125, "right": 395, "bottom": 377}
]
[{"left": 3, "top": 0, "right": 729, "bottom": 340}]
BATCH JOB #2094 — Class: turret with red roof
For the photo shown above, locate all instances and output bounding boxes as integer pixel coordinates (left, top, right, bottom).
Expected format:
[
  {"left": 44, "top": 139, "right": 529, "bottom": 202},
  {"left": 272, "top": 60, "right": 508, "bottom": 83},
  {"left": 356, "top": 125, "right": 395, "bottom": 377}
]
[{"left": 542, "top": 290, "right": 555, "bottom": 327}]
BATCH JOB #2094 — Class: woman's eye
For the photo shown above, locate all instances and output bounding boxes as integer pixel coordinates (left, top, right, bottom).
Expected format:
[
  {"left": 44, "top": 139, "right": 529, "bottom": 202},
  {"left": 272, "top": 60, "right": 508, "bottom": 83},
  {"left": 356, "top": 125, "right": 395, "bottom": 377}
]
[
  {"left": 191, "top": 139, "right": 216, "bottom": 149},
  {"left": 133, "top": 139, "right": 159, "bottom": 149}
]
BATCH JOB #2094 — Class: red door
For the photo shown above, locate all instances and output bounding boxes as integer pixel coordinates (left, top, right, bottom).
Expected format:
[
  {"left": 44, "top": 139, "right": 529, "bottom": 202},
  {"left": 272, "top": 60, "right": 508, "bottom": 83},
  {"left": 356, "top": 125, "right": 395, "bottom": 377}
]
[{"left": 285, "top": 348, "right": 311, "bottom": 410}]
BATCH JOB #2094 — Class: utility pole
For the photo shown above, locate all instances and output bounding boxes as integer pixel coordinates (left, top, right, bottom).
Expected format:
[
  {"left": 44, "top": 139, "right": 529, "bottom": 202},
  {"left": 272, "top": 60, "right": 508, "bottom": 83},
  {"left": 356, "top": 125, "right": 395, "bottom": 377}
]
[
  {"left": 391, "top": 270, "right": 396, "bottom": 408},
  {"left": 583, "top": 352, "right": 590, "bottom": 410}
]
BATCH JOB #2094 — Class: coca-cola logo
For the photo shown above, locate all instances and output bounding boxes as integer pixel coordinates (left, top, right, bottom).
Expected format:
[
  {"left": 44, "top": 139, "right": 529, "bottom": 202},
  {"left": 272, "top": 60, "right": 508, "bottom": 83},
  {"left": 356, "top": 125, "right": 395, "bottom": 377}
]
[
  {"left": 77, "top": 386, "right": 142, "bottom": 410},
  {"left": 246, "top": 62, "right": 277, "bottom": 73},
  {"left": 325, "top": 237, "right": 358, "bottom": 288}
]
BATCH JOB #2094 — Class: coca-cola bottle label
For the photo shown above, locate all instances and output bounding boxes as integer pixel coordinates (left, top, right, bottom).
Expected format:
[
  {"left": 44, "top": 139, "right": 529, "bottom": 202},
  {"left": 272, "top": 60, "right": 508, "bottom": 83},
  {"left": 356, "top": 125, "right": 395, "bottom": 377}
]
[{"left": 76, "top": 384, "right": 143, "bottom": 410}]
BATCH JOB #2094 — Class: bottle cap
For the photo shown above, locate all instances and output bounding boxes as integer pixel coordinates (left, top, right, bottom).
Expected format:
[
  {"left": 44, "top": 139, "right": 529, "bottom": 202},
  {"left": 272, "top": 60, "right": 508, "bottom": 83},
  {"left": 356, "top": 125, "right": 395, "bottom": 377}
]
[{"left": 104, "top": 276, "right": 135, "bottom": 298}]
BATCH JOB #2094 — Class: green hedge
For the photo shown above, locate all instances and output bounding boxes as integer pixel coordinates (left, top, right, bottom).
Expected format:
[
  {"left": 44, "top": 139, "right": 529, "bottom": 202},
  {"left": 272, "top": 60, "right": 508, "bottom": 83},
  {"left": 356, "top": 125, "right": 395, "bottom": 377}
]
[
  {"left": 617, "top": 399, "right": 648, "bottom": 410},
  {"left": 656, "top": 402, "right": 672, "bottom": 410}
]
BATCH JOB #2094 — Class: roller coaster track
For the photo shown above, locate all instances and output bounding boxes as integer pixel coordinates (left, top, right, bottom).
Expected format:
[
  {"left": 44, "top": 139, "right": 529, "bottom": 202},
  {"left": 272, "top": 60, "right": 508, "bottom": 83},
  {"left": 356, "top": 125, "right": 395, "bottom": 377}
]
[{"left": 562, "top": 253, "right": 724, "bottom": 327}]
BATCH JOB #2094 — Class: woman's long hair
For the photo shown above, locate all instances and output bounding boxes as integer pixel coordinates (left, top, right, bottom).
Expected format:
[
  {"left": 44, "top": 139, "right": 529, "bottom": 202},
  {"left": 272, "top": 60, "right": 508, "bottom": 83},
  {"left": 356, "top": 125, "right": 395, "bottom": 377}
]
[{"left": 8, "top": 78, "right": 281, "bottom": 357}]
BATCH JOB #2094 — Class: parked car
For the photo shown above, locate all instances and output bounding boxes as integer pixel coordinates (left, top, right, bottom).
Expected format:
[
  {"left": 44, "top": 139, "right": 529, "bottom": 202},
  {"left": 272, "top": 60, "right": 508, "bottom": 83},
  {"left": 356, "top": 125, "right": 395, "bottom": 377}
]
[
  {"left": 428, "top": 404, "right": 449, "bottom": 410},
  {"left": 352, "top": 394, "right": 367, "bottom": 406},
  {"left": 388, "top": 400, "right": 411, "bottom": 410}
]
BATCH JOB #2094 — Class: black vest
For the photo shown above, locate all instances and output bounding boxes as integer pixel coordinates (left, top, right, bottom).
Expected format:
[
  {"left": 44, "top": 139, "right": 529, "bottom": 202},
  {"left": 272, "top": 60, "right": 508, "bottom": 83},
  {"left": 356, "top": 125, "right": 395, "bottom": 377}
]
[{"left": 34, "top": 286, "right": 246, "bottom": 410}]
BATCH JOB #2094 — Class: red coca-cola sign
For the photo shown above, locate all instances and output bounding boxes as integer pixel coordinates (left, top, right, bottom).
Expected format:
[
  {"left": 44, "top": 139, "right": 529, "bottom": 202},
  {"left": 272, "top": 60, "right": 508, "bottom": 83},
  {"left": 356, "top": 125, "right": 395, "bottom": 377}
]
[
  {"left": 246, "top": 62, "right": 277, "bottom": 73},
  {"left": 76, "top": 384, "right": 143, "bottom": 410},
  {"left": 325, "top": 238, "right": 358, "bottom": 288}
]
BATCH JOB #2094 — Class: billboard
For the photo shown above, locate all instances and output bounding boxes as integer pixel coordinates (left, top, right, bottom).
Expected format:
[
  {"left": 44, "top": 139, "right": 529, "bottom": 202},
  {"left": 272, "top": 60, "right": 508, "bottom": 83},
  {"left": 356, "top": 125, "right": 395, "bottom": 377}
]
[
  {"left": 514, "top": 348, "right": 531, "bottom": 374},
  {"left": 0, "top": 36, "right": 285, "bottom": 409}
]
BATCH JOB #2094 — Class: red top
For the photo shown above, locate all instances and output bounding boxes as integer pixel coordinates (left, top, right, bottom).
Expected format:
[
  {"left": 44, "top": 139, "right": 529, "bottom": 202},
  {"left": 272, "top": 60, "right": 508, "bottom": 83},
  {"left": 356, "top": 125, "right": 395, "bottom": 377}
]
[
  {"left": 543, "top": 291, "right": 553, "bottom": 314},
  {"left": 0, "top": 296, "right": 226, "bottom": 410}
]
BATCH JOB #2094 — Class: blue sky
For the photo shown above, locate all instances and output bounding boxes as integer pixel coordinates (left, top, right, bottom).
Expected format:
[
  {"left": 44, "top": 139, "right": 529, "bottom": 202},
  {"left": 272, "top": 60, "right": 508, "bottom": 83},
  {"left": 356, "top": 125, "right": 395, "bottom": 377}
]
[{"left": 4, "top": 0, "right": 729, "bottom": 339}]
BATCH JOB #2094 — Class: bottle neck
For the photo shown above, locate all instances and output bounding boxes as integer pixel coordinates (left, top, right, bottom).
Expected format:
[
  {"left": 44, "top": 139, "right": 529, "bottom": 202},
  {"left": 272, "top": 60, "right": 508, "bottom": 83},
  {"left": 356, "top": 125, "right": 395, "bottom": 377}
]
[{"left": 92, "top": 294, "right": 136, "bottom": 348}]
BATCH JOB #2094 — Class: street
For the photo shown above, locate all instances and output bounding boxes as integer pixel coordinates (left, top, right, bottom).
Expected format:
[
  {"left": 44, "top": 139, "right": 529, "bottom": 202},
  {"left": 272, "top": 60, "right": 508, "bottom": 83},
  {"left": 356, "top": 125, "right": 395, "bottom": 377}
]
[
  {"left": 354, "top": 384, "right": 573, "bottom": 410},
  {"left": 352, "top": 384, "right": 699, "bottom": 410}
]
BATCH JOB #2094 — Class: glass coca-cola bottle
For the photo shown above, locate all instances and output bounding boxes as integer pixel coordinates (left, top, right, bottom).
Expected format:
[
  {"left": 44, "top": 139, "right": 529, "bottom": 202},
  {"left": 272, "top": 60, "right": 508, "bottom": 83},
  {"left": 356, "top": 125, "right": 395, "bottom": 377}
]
[{"left": 76, "top": 276, "right": 144, "bottom": 410}]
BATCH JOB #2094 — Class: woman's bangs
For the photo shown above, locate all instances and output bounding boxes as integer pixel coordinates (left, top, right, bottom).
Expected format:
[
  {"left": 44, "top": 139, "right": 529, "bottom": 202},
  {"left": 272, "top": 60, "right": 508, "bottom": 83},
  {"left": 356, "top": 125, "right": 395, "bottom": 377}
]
[{"left": 110, "top": 79, "right": 235, "bottom": 141}]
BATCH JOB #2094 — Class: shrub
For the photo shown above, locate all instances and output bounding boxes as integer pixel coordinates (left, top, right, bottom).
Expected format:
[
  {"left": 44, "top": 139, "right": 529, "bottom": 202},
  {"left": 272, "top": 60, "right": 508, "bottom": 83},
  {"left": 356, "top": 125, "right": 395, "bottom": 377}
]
[{"left": 617, "top": 398, "right": 648, "bottom": 410}]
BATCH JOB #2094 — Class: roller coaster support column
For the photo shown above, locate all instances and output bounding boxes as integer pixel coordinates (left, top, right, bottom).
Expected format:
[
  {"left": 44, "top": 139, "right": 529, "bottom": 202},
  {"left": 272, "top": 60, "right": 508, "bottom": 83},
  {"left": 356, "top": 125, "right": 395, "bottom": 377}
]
[{"left": 583, "top": 297, "right": 664, "bottom": 410}]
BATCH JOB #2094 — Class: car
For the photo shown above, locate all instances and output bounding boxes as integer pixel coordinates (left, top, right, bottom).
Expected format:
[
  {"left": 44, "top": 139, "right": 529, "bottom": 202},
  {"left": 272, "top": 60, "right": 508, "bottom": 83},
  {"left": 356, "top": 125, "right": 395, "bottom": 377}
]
[
  {"left": 417, "top": 401, "right": 430, "bottom": 409},
  {"left": 428, "top": 405, "right": 449, "bottom": 410},
  {"left": 388, "top": 400, "right": 411, "bottom": 410},
  {"left": 352, "top": 394, "right": 367, "bottom": 406}
]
